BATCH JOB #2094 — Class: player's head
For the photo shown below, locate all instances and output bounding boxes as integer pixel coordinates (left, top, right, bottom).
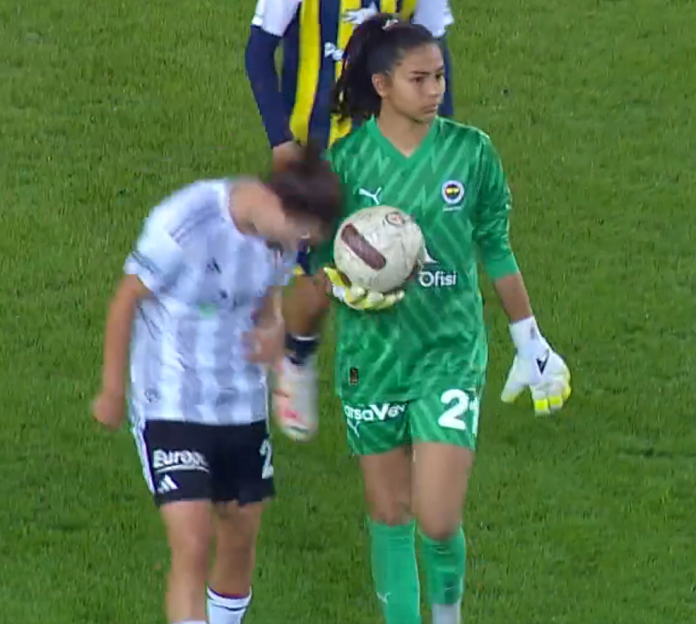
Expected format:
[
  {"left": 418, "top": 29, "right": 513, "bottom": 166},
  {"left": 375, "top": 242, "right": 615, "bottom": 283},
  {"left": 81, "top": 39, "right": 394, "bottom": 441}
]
[
  {"left": 332, "top": 14, "right": 445, "bottom": 125},
  {"left": 256, "top": 141, "right": 342, "bottom": 251}
]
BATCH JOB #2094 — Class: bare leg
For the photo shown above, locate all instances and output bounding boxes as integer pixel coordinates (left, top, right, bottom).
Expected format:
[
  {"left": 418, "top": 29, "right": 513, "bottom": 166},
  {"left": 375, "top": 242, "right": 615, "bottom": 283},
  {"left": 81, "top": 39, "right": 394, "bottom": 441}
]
[
  {"left": 206, "top": 501, "right": 266, "bottom": 623},
  {"left": 160, "top": 500, "right": 213, "bottom": 623}
]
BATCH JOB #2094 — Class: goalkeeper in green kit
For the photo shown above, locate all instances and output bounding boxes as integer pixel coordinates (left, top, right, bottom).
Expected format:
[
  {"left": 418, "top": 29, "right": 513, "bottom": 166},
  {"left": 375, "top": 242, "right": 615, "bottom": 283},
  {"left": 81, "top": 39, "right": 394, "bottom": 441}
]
[{"left": 275, "top": 13, "right": 572, "bottom": 624}]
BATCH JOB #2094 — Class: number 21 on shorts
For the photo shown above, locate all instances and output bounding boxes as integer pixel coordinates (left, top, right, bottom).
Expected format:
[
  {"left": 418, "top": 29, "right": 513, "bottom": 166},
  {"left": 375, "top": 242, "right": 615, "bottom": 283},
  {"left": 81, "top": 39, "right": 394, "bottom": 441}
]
[{"left": 438, "top": 389, "right": 480, "bottom": 439}]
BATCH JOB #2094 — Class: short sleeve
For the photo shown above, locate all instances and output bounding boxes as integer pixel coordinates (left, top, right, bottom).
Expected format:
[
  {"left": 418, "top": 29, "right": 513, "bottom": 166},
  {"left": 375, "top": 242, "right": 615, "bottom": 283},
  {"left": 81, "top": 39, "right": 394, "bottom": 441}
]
[
  {"left": 251, "top": 0, "right": 302, "bottom": 36},
  {"left": 473, "top": 134, "right": 519, "bottom": 280},
  {"left": 124, "top": 222, "right": 185, "bottom": 295}
]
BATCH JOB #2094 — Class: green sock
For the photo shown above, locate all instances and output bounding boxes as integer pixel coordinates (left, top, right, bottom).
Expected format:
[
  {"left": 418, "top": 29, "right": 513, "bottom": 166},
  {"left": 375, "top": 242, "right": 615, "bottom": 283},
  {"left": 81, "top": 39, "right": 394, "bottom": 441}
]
[
  {"left": 368, "top": 519, "right": 422, "bottom": 624},
  {"left": 420, "top": 526, "right": 466, "bottom": 616}
]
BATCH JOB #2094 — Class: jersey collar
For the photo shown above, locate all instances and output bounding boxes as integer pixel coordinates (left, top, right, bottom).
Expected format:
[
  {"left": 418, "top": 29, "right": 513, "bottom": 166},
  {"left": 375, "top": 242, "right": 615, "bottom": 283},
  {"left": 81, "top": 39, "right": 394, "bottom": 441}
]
[{"left": 366, "top": 116, "right": 441, "bottom": 168}]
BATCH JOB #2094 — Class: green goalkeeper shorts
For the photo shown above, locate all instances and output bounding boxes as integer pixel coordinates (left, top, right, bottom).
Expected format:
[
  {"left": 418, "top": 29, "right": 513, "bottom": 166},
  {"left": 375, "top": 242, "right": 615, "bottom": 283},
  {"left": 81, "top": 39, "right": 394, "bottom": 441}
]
[{"left": 341, "top": 384, "right": 484, "bottom": 455}]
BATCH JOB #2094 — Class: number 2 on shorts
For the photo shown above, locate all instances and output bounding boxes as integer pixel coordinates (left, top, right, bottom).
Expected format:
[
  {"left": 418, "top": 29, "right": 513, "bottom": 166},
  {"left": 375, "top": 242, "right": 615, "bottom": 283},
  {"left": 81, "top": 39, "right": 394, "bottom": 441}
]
[
  {"left": 438, "top": 389, "right": 480, "bottom": 436},
  {"left": 259, "top": 439, "right": 274, "bottom": 479}
]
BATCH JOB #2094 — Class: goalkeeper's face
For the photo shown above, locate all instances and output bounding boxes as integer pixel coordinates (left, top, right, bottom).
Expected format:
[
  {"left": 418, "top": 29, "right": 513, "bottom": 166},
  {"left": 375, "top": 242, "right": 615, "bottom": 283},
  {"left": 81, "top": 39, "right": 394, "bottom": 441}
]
[{"left": 375, "top": 43, "right": 445, "bottom": 124}]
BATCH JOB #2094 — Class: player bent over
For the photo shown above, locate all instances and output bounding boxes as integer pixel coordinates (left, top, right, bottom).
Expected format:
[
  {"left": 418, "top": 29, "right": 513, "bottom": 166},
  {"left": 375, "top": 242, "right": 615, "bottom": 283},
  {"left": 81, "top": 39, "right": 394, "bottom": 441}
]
[
  {"left": 276, "top": 15, "right": 572, "bottom": 624},
  {"left": 92, "top": 145, "right": 341, "bottom": 624}
]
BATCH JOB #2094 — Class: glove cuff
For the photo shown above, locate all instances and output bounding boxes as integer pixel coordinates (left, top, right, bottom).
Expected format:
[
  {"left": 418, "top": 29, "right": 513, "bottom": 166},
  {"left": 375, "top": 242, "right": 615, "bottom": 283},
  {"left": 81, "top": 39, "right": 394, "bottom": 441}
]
[{"left": 509, "top": 316, "right": 549, "bottom": 359}]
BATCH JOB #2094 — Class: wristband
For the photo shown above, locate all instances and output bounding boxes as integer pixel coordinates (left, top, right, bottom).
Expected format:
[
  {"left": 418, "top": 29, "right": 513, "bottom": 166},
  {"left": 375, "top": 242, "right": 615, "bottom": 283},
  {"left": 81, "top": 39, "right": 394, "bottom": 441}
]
[{"left": 509, "top": 316, "right": 549, "bottom": 359}]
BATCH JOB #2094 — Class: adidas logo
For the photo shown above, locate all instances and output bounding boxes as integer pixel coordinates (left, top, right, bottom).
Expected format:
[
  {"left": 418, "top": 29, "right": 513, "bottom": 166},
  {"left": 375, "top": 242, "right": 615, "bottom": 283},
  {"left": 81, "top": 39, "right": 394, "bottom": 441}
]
[{"left": 157, "top": 475, "right": 178, "bottom": 494}]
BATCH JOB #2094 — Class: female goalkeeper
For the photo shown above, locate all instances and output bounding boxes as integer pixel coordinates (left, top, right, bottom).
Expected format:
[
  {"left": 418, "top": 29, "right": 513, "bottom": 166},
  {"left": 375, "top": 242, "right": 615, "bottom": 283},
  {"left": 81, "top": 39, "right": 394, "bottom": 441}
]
[{"left": 276, "top": 13, "right": 572, "bottom": 624}]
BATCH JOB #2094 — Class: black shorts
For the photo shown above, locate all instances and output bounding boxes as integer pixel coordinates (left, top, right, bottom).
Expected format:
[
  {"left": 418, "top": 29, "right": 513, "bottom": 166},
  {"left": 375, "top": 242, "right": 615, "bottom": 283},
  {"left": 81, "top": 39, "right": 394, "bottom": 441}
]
[{"left": 136, "top": 420, "right": 275, "bottom": 507}]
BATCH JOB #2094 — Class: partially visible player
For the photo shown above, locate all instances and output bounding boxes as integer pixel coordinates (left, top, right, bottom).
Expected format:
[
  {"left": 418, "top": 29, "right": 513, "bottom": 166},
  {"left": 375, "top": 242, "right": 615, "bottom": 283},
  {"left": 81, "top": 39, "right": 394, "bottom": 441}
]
[
  {"left": 92, "top": 144, "right": 341, "bottom": 624},
  {"left": 245, "top": 0, "right": 455, "bottom": 169},
  {"left": 246, "top": 0, "right": 456, "bottom": 399},
  {"left": 276, "top": 15, "right": 572, "bottom": 624}
]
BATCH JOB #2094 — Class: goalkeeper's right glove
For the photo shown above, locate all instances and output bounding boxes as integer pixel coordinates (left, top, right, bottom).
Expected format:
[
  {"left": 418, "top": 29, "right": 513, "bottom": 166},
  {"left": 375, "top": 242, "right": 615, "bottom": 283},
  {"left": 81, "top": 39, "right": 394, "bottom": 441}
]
[{"left": 323, "top": 267, "right": 404, "bottom": 311}]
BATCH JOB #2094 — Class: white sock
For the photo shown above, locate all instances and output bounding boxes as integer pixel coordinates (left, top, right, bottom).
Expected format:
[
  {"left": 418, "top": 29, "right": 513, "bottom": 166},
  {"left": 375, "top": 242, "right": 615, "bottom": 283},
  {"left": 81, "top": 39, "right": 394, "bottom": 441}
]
[
  {"left": 432, "top": 602, "right": 462, "bottom": 624},
  {"left": 173, "top": 620, "right": 208, "bottom": 624},
  {"left": 207, "top": 587, "right": 252, "bottom": 624}
]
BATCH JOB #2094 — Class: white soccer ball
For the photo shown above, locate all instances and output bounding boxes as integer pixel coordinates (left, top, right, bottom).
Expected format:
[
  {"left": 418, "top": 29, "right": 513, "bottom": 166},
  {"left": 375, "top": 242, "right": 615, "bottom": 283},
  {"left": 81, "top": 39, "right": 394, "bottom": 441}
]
[{"left": 333, "top": 206, "right": 424, "bottom": 294}]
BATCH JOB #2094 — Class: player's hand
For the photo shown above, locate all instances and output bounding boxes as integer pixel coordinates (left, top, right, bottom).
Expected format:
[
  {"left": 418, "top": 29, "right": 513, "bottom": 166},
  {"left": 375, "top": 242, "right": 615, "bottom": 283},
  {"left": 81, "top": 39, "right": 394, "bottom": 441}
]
[
  {"left": 500, "top": 317, "right": 571, "bottom": 415},
  {"left": 323, "top": 266, "right": 404, "bottom": 311},
  {"left": 272, "top": 141, "right": 302, "bottom": 171},
  {"left": 92, "top": 389, "right": 126, "bottom": 431},
  {"left": 501, "top": 349, "right": 571, "bottom": 415}
]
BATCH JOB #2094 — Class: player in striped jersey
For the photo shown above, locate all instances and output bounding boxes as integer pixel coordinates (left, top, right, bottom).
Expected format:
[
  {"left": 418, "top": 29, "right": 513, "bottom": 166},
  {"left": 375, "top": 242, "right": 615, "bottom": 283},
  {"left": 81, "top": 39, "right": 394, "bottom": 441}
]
[
  {"left": 245, "top": 0, "right": 454, "bottom": 167},
  {"left": 92, "top": 145, "right": 341, "bottom": 624},
  {"left": 276, "top": 15, "right": 572, "bottom": 624}
]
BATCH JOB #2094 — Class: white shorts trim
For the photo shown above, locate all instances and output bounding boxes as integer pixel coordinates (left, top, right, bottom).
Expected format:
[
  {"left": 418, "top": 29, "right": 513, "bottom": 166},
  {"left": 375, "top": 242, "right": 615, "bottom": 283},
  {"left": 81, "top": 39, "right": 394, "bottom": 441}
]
[{"left": 131, "top": 419, "right": 155, "bottom": 494}]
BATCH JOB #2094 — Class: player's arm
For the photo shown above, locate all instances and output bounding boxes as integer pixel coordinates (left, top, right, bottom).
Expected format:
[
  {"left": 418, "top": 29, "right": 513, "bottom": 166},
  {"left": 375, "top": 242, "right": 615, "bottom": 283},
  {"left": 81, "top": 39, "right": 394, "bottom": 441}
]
[
  {"left": 100, "top": 275, "right": 150, "bottom": 403},
  {"left": 254, "top": 247, "right": 298, "bottom": 343},
  {"left": 93, "top": 222, "right": 185, "bottom": 429},
  {"left": 285, "top": 238, "right": 333, "bottom": 347},
  {"left": 473, "top": 134, "right": 571, "bottom": 414},
  {"left": 472, "top": 134, "right": 536, "bottom": 323},
  {"left": 413, "top": 0, "right": 455, "bottom": 117},
  {"left": 257, "top": 286, "right": 283, "bottom": 327},
  {"left": 283, "top": 146, "right": 344, "bottom": 366},
  {"left": 245, "top": 0, "right": 302, "bottom": 166},
  {"left": 247, "top": 285, "right": 286, "bottom": 366}
]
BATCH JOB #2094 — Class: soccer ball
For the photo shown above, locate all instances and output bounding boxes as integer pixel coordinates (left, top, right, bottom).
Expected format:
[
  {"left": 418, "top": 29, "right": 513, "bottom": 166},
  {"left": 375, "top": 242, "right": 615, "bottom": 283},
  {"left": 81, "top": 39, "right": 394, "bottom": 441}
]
[{"left": 333, "top": 206, "right": 424, "bottom": 293}]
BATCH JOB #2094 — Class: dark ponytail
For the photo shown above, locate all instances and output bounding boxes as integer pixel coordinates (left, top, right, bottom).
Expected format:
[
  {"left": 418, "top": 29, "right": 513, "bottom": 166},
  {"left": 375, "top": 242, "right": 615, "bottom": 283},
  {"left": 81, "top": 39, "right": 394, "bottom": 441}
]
[{"left": 332, "top": 14, "right": 436, "bottom": 122}]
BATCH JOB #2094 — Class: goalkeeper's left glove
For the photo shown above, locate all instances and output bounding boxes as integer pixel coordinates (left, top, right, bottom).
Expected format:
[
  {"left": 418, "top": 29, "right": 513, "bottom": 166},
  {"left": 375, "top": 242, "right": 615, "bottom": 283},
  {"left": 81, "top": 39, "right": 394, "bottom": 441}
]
[
  {"left": 323, "top": 267, "right": 404, "bottom": 311},
  {"left": 501, "top": 316, "right": 571, "bottom": 415}
]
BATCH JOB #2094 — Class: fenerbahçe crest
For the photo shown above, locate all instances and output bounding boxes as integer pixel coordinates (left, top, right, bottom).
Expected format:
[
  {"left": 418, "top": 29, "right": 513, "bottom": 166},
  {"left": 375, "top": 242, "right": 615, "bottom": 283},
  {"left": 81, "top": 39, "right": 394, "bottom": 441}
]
[{"left": 441, "top": 180, "right": 465, "bottom": 209}]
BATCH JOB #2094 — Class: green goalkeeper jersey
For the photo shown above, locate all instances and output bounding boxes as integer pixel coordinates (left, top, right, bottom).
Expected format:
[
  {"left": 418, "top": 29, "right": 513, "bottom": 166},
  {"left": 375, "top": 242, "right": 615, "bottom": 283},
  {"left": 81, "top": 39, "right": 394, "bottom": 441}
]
[{"left": 309, "top": 117, "right": 519, "bottom": 403}]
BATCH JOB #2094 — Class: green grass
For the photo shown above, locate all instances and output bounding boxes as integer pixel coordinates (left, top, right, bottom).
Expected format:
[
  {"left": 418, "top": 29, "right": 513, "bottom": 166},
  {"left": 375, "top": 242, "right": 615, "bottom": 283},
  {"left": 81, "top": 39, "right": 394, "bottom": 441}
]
[{"left": 1, "top": 0, "right": 695, "bottom": 622}]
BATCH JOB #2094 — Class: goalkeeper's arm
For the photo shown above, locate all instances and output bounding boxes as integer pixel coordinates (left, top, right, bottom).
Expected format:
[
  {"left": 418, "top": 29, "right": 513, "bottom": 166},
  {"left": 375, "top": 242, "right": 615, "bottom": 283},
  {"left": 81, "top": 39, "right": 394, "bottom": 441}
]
[
  {"left": 472, "top": 135, "right": 570, "bottom": 413},
  {"left": 283, "top": 272, "right": 331, "bottom": 365},
  {"left": 493, "top": 271, "right": 549, "bottom": 358},
  {"left": 482, "top": 247, "right": 571, "bottom": 414}
]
